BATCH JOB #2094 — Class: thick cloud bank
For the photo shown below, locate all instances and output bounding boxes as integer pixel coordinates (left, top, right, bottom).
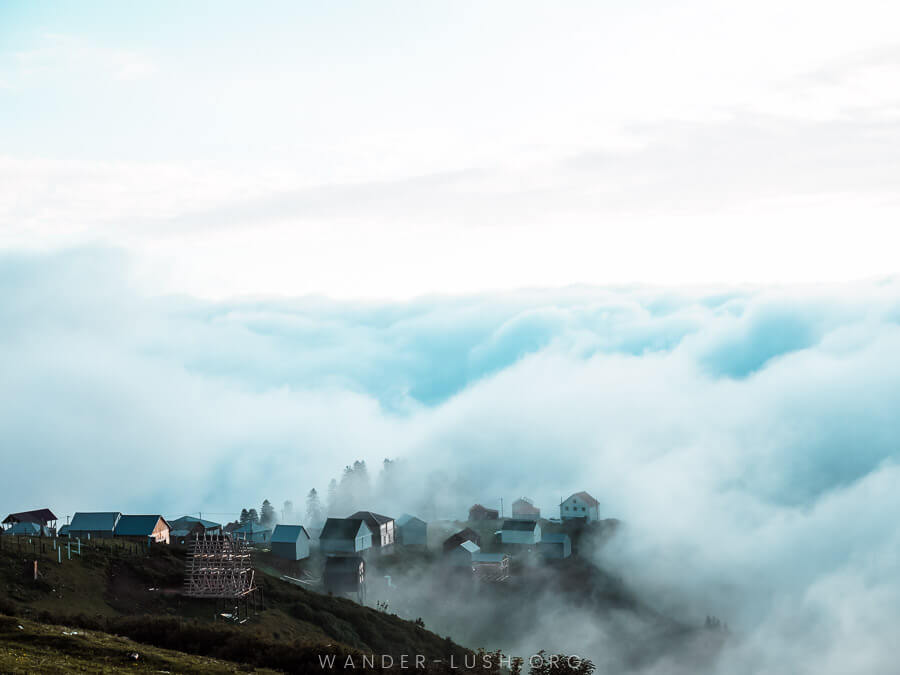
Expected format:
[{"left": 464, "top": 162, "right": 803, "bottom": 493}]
[{"left": 2, "top": 248, "right": 899, "bottom": 672}]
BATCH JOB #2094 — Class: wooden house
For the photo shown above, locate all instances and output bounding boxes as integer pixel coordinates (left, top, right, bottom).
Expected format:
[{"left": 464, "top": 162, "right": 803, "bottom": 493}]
[
  {"left": 511, "top": 498, "right": 540, "bottom": 521},
  {"left": 537, "top": 532, "right": 571, "bottom": 558},
  {"left": 500, "top": 519, "right": 541, "bottom": 545},
  {"left": 270, "top": 525, "right": 311, "bottom": 561},
  {"left": 319, "top": 518, "right": 373, "bottom": 556},
  {"left": 169, "top": 521, "right": 206, "bottom": 545},
  {"left": 233, "top": 522, "right": 272, "bottom": 544},
  {"left": 347, "top": 511, "right": 395, "bottom": 550},
  {"left": 168, "top": 516, "right": 221, "bottom": 535},
  {"left": 560, "top": 491, "right": 599, "bottom": 522},
  {"left": 114, "top": 515, "right": 171, "bottom": 544},
  {"left": 468, "top": 504, "right": 499, "bottom": 521},
  {"left": 323, "top": 555, "right": 366, "bottom": 599},
  {"left": 68, "top": 512, "right": 121, "bottom": 539},
  {"left": 442, "top": 527, "right": 482, "bottom": 553},
  {"left": 445, "top": 539, "right": 480, "bottom": 566},
  {"left": 395, "top": 514, "right": 427, "bottom": 547},
  {"left": 2, "top": 509, "right": 57, "bottom": 533}
]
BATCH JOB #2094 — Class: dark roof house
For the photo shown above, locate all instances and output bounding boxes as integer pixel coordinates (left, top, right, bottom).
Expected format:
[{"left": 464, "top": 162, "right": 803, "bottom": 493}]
[
  {"left": 2, "top": 509, "right": 57, "bottom": 528},
  {"left": 442, "top": 527, "right": 482, "bottom": 553},
  {"left": 320, "top": 518, "right": 373, "bottom": 555},
  {"left": 347, "top": 511, "right": 395, "bottom": 548},
  {"left": 468, "top": 504, "right": 500, "bottom": 521},
  {"left": 115, "top": 515, "right": 171, "bottom": 544}
]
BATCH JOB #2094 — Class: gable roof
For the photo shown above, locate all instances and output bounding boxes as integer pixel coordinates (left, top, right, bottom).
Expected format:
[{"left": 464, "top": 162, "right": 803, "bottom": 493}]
[
  {"left": 396, "top": 514, "right": 425, "bottom": 527},
  {"left": 320, "top": 517, "right": 370, "bottom": 540},
  {"left": 566, "top": 491, "right": 599, "bottom": 507},
  {"left": 443, "top": 528, "right": 480, "bottom": 548},
  {"left": 348, "top": 511, "right": 394, "bottom": 526},
  {"left": 169, "top": 516, "right": 221, "bottom": 530},
  {"left": 115, "top": 515, "right": 169, "bottom": 536},
  {"left": 70, "top": 512, "right": 121, "bottom": 532},
  {"left": 3, "top": 509, "right": 57, "bottom": 525},
  {"left": 58, "top": 524, "right": 70, "bottom": 536},
  {"left": 458, "top": 540, "right": 480, "bottom": 553},
  {"left": 502, "top": 519, "right": 539, "bottom": 531},
  {"left": 270, "top": 524, "right": 310, "bottom": 543},
  {"left": 234, "top": 522, "right": 271, "bottom": 534},
  {"left": 512, "top": 498, "right": 540, "bottom": 514},
  {"left": 540, "top": 533, "right": 570, "bottom": 544}
]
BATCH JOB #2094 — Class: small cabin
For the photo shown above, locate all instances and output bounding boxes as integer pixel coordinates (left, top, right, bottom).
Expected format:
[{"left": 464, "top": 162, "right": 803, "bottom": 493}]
[
  {"left": 233, "top": 522, "right": 272, "bottom": 544},
  {"left": 395, "top": 514, "right": 427, "bottom": 547},
  {"left": 169, "top": 521, "right": 206, "bottom": 545},
  {"left": 500, "top": 519, "right": 541, "bottom": 545},
  {"left": 348, "top": 511, "right": 395, "bottom": 550},
  {"left": 324, "top": 555, "right": 365, "bottom": 595},
  {"left": 168, "top": 516, "right": 222, "bottom": 535},
  {"left": 560, "top": 491, "right": 599, "bottom": 523},
  {"left": 2, "top": 509, "right": 57, "bottom": 534},
  {"left": 511, "top": 498, "right": 541, "bottom": 521},
  {"left": 468, "top": 504, "right": 499, "bottom": 521},
  {"left": 69, "top": 512, "right": 121, "bottom": 540},
  {"left": 442, "top": 528, "right": 482, "bottom": 553},
  {"left": 4, "top": 522, "right": 51, "bottom": 537},
  {"left": 537, "top": 532, "right": 571, "bottom": 559},
  {"left": 446, "top": 540, "right": 480, "bottom": 566},
  {"left": 320, "top": 518, "right": 373, "bottom": 556},
  {"left": 115, "top": 515, "right": 171, "bottom": 544},
  {"left": 270, "top": 524, "right": 311, "bottom": 561}
]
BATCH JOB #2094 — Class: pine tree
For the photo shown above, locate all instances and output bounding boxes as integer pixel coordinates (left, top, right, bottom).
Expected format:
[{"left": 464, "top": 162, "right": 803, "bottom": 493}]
[
  {"left": 327, "top": 479, "right": 338, "bottom": 515},
  {"left": 283, "top": 500, "right": 294, "bottom": 522},
  {"left": 239, "top": 508, "right": 250, "bottom": 526},
  {"left": 306, "top": 488, "right": 323, "bottom": 527},
  {"left": 247, "top": 508, "right": 259, "bottom": 524},
  {"left": 260, "top": 499, "right": 276, "bottom": 527}
]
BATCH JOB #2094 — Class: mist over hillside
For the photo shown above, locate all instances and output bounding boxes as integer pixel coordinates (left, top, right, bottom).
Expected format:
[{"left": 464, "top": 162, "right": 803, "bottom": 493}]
[{"left": 2, "top": 248, "right": 899, "bottom": 673}]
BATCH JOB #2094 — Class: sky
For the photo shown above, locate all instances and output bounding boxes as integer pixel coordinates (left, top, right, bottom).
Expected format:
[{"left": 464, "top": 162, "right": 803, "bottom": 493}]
[
  {"left": 1, "top": 0, "right": 899, "bottom": 298},
  {"left": 2, "top": 3, "right": 900, "bottom": 673}
]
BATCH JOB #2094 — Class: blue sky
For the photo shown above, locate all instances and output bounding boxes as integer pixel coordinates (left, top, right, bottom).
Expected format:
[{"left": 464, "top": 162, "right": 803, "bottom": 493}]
[{"left": 2, "top": 4, "right": 900, "bottom": 671}]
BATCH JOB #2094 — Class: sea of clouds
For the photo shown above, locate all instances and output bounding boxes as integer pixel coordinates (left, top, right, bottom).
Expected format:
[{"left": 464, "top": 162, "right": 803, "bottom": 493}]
[{"left": 1, "top": 247, "right": 898, "bottom": 673}]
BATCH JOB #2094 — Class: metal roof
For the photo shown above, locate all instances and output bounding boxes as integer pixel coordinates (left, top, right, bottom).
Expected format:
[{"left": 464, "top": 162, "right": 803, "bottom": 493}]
[
  {"left": 69, "top": 512, "right": 121, "bottom": 532},
  {"left": 472, "top": 552, "right": 507, "bottom": 563},
  {"left": 321, "top": 517, "right": 370, "bottom": 540},
  {"left": 396, "top": 513, "right": 425, "bottom": 526},
  {"left": 348, "top": 511, "right": 394, "bottom": 526},
  {"left": 115, "top": 515, "right": 169, "bottom": 536},
  {"left": 2, "top": 509, "right": 57, "bottom": 525},
  {"left": 566, "top": 491, "right": 599, "bottom": 507},
  {"left": 270, "top": 524, "right": 310, "bottom": 543},
  {"left": 502, "top": 519, "right": 539, "bottom": 531},
  {"left": 540, "top": 533, "right": 570, "bottom": 544},
  {"left": 459, "top": 540, "right": 480, "bottom": 553},
  {"left": 234, "top": 522, "right": 271, "bottom": 534},
  {"left": 169, "top": 516, "right": 221, "bottom": 530}
]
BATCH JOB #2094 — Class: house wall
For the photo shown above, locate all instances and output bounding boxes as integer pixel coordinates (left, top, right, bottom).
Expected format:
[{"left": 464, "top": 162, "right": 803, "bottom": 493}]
[
  {"left": 560, "top": 496, "right": 599, "bottom": 522},
  {"left": 538, "top": 540, "right": 571, "bottom": 558},
  {"left": 501, "top": 524, "right": 541, "bottom": 545},
  {"left": 69, "top": 530, "right": 114, "bottom": 539},
  {"left": 446, "top": 546, "right": 477, "bottom": 566},
  {"left": 151, "top": 520, "right": 170, "bottom": 544},
  {"left": 272, "top": 537, "right": 310, "bottom": 560},
  {"left": 398, "top": 521, "right": 427, "bottom": 546}
]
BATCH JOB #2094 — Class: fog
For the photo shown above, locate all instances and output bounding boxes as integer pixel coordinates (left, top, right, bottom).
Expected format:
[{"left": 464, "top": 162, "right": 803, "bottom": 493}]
[{"left": 1, "top": 247, "right": 899, "bottom": 672}]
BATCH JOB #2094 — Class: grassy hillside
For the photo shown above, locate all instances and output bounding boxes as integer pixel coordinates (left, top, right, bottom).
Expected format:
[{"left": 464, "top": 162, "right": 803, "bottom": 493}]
[{"left": 0, "top": 536, "right": 477, "bottom": 672}]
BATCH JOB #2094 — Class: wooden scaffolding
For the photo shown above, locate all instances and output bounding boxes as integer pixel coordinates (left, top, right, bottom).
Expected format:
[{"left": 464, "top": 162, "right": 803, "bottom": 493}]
[{"left": 183, "top": 533, "right": 262, "bottom": 617}]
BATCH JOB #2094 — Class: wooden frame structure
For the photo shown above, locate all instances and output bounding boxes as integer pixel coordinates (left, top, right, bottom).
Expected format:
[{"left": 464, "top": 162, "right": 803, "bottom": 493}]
[{"left": 183, "top": 533, "right": 262, "bottom": 617}]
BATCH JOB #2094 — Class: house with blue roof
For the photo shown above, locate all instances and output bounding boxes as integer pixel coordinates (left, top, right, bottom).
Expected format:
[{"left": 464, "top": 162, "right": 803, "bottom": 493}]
[
  {"left": 233, "top": 522, "right": 272, "bottom": 544},
  {"left": 115, "top": 515, "right": 171, "bottom": 544},
  {"left": 270, "top": 524, "right": 311, "bottom": 560},
  {"left": 168, "top": 516, "right": 221, "bottom": 534},
  {"left": 396, "top": 514, "right": 427, "bottom": 547},
  {"left": 68, "top": 512, "right": 121, "bottom": 539}
]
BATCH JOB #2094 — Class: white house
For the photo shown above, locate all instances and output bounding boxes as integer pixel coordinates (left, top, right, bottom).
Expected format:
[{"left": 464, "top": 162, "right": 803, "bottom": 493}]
[
  {"left": 395, "top": 514, "right": 427, "bottom": 547},
  {"left": 500, "top": 519, "right": 541, "bottom": 545},
  {"left": 348, "top": 511, "right": 396, "bottom": 550},
  {"left": 560, "top": 491, "right": 599, "bottom": 522}
]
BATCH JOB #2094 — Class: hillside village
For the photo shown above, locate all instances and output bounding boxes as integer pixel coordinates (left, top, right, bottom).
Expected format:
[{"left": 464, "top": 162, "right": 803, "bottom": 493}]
[{"left": 1, "top": 490, "right": 610, "bottom": 608}]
